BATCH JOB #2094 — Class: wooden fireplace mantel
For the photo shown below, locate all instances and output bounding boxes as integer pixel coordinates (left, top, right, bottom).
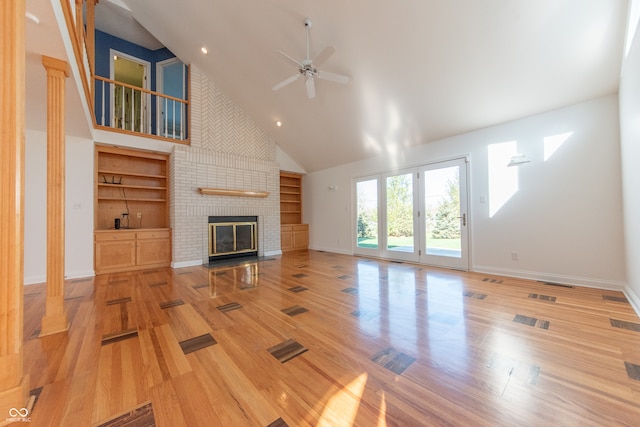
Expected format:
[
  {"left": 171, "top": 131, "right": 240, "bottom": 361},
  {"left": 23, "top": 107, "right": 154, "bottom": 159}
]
[{"left": 198, "top": 187, "right": 269, "bottom": 198}]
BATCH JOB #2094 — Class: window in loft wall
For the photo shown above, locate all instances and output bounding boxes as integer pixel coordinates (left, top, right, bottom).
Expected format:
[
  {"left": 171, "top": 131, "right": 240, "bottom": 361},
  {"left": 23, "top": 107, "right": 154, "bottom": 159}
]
[{"left": 157, "top": 58, "right": 187, "bottom": 139}]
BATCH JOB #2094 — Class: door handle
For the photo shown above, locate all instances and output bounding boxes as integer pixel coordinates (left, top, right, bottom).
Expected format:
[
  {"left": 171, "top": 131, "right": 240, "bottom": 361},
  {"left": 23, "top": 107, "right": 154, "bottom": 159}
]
[{"left": 458, "top": 213, "right": 466, "bottom": 226}]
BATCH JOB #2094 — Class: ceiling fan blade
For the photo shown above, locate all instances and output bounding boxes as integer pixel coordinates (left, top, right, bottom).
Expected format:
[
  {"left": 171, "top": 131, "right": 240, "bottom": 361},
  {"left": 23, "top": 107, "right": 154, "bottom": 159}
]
[
  {"left": 274, "top": 50, "right": 303, "bottom": 69},
  {"left": 317, "top": 70, "right": 350, "bottom": 84},
  {"left": 272, "top": 73, "right": 301, "bottom": 91},
  {"left": 305, "top": 77, "right": 316, "bottom": 99},
  {"left": 313, "top": 46, "right": 335, "bottom": 67}
]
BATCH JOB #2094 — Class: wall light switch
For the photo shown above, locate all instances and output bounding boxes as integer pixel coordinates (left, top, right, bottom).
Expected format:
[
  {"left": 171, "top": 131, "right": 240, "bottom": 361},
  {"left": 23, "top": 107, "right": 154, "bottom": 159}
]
[{"left": 479, "top": 195, "right": 487, "bottom": 204}]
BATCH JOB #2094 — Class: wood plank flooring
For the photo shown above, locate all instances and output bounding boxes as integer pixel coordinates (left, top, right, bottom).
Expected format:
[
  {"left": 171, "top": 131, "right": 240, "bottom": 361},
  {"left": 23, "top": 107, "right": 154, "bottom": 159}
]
[{"left": 22, "top": 251, "right": 640, "bottom": 426}]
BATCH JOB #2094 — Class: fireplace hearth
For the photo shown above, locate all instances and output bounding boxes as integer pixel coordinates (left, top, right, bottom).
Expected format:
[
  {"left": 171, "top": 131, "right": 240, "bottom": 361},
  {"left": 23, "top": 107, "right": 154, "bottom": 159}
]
[{"left": 208, "top": 216, "right": 258, "bottom": 262}]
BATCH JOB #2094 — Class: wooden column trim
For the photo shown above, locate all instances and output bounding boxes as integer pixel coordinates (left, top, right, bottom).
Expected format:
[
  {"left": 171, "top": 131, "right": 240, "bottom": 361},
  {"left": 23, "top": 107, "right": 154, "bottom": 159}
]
[
  {"left": 0, "top": 0, "right": 30, "bottom": 417},
  {"left": 40, "top": 56, "right": 70, "bottom": 337},
  {"left": 86, "top": 0, "right": 96, "bottom": 77}
]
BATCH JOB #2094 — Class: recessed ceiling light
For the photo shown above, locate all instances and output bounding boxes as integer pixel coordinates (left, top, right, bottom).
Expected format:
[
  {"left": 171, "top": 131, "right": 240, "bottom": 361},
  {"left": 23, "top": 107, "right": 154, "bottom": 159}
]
[
  {"left": 201, "top": 47, "right": 208, "bottom": 54},
  {"left": 276, "top": 121, "right": 282, "bottom": 127}
]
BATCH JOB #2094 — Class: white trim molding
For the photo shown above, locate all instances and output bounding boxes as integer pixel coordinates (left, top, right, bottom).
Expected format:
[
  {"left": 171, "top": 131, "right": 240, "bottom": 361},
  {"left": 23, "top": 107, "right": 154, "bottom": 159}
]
[
  {"left": 473, "top": 265, "right": 626, "bottom": 291},
  {"left": 624, "top": 285, "right": 640, "bottom": 318}
]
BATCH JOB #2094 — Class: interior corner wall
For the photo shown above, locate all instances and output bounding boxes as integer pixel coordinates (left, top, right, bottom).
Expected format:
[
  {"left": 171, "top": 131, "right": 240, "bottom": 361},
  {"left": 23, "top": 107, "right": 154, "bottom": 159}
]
[
  {"left": 619, "top": 23, "right": 640, "bottom": 310},
  {"left": 304, "top": 95, "right": 626, "bottom": 289},
  {"left": 170, "top": 66, "right": 281, "bottom": 266},
  {"left": 24, "top": 130, "right": 95, "bottom": 284}
]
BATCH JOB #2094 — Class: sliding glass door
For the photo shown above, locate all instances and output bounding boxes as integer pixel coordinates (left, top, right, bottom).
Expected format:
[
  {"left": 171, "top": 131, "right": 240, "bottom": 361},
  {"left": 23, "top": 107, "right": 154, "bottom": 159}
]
[{"left": 354, "top": 158, "right": 469, "bottom": 270}]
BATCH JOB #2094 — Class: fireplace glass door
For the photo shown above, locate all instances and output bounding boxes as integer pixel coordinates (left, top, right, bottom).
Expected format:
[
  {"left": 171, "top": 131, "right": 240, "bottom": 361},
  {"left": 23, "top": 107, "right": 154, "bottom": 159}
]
[{"left": 209, "top": 221, "right": 257, "bottom": 257}]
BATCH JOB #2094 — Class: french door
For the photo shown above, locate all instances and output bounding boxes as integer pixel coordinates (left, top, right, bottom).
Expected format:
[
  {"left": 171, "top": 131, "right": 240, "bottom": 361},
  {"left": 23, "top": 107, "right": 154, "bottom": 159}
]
[
  {"left": 354, "top": 158, "right": 469, "bottom": 270},
  {"left": 420, "top": 158, "right": 468, "bottom": 269}
]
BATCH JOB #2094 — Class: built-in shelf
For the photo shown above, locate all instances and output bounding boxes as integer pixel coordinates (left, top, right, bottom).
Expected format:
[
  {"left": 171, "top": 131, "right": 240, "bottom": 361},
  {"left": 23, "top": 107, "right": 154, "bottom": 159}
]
[
  {"left": 198, "top": 187, "right": 270, "bottom": 198},
  {"left": 280, "top": 171, "right": 308, "bottom": 251},
  {"left": 95, "top": 145, "right": 171, "bottom": 274},
  {"left": 97, "top": 170, "right": 167, "bottom": 180},
  {"left": 97, "top": 197, "right": 167, "bottom": 202},
  {"left": 98, "top": 183, "right": 166, "bottom": 190}
]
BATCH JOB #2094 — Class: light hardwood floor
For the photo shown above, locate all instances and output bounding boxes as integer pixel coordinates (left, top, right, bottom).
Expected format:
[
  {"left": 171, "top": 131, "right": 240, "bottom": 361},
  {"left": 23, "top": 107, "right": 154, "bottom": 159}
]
[{"left": 22, "top": 251, "right": 640, "bottom": 426}]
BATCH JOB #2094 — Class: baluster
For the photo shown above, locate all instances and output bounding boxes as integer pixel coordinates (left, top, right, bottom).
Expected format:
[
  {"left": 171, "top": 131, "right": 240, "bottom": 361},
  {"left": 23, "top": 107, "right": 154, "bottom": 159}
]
[
  {"left": 101, "top": 79, "right": 105, "bottom": 126},
  {"left": 120, "top": 84, "right": 125, "bottom": 129},
  {"left": 172, "top": 99, "right": 176, "bottom": 139},
  {"left": 164, "top": 97, "right": 168, "bottom": 138}
]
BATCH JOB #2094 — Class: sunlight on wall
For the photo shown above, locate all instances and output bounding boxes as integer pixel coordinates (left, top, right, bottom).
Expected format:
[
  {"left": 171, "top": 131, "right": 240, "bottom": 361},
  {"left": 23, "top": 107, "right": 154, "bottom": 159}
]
[
  {"left": 626, "top": 0, "right": 640, "bottom": 57},
  {"left": 543, "top": 131, "right": 573, "bottom": 161},
  {"left": 488, "top": 141, "right": 518, "bottom": 217},
  {"left": 318, "top": 372, "right": 368, "bottom": 426}
]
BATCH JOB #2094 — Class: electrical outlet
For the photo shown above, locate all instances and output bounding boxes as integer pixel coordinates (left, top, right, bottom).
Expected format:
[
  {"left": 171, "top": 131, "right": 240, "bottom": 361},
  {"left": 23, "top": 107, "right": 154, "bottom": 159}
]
[
  {"left": 137, "top": 212, "right": 142, "bottom": 218},
  {"left": 511, "top": 251, "right": 519, "bottom": 261}
]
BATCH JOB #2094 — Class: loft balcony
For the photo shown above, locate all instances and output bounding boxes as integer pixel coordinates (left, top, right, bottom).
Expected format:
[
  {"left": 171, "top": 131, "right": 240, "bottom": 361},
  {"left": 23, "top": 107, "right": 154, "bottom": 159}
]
[{"left": 58, "top": 0, "right": 189, "bottom": 143}]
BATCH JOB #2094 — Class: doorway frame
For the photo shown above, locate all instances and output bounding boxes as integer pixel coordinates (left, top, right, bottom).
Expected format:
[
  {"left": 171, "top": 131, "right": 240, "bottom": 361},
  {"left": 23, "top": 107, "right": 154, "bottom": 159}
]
[
  {"left": 156, "top": 57, "right": 186, "bottom": 138},
  {"left": 352, "top": 155, "right": 471, "bottom": 270},
  {"left": 109, "top": 49, "right": 151, "bottom": 133}
]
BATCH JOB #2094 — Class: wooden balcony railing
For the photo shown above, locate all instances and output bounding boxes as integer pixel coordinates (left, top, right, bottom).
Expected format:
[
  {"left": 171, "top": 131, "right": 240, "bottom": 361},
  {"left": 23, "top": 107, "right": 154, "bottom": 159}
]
[
  {"left": 59, "top": 0, "right": 94, "bottom": 112},
  {"left": 94, "top": 76, "right": 189, "bottom": 141}
]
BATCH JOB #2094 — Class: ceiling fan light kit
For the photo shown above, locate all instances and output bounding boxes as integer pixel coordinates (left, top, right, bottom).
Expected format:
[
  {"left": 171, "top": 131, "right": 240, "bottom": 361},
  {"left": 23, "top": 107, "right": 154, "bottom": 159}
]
[{"left": 272, "top": 18, "right": 349, "bottom": 99}]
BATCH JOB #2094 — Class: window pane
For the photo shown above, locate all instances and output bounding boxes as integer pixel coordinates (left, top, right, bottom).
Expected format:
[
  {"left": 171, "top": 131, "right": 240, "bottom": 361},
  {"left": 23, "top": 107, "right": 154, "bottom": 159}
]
[
  {"left": 356, "top": 179, "right": 378, "bottom": 249},
  {"left": 386, "top": 174, "right": 413, "bottom": 252},
  {"left": 424, "top": 166, "right": 461, "bottom": 258}
]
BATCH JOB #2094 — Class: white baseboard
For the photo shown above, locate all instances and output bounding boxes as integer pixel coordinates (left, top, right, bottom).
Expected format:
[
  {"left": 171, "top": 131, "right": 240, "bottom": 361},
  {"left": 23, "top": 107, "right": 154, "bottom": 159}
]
[
  {"left": 25, "top": 270, "right": 95, "bottom": 286},
  {"left": 308, "top": 245, "right": 353, "bottom": 255},
  {"left": 65, "top": 270, "right": 95, "bottom": 281},
  {"left": 472, "top": 265, "right": 626, "bottom": 291},
  {"left": 624, "top": 285, "right": 640, "bottom": 318},
  {"left": 172, "top": 259, "right": 204, "bottom": 269},
  {"left": 264, "top": 250, "right": 282, "bottom": 257},
  {"left": 24, "top": 275, "right": 46, "bottom": 286}
]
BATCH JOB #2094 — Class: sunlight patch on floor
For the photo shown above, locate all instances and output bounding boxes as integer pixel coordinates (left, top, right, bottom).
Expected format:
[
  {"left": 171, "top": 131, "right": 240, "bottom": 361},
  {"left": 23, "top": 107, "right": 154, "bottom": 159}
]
[{"left": 317, "top": 373, "right": 368, "bottom": 426}]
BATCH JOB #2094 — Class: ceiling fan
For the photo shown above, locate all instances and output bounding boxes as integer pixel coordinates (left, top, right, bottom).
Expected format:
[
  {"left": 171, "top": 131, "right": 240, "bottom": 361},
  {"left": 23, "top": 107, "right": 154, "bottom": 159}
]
[{"left": 272, "top": 18, "right": 349, "bottom": 99}]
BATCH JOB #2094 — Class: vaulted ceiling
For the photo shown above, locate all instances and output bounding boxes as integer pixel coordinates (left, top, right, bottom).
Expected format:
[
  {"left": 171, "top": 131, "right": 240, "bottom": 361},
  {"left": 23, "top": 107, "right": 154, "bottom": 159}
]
[{"left": 34, "top": 0, "right": 631, "bottom": 172}]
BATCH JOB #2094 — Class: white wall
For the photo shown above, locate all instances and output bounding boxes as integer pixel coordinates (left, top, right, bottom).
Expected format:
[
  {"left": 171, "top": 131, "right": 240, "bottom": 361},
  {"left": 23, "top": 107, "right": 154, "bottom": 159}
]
[
  {"left": 304, "top": 95, "right": 626, "bottom": 289},
  {"left": 24, "top": 130, "right": 94, "bottom": 284},
  {"left": 619, "top": 16, "right": 640, "bottom": 311},
  {"left": 276, "top": 145, "right": 306, "bottom": 174}
]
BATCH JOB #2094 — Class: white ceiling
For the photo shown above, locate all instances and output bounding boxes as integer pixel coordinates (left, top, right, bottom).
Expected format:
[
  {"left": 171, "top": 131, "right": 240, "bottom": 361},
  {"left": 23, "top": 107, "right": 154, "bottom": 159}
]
[{"left": 28, "top": 0, "right": 630, "bottom": 172}]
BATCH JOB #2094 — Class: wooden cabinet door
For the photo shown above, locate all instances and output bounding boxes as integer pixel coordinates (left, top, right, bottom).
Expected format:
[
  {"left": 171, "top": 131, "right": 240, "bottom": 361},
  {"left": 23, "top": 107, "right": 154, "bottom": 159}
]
[
  {"left": 137, "top": 238, "right": 171, "bottom": 267},
  {"left": 95, "top": 240, "right": 136, "bottom": 273},
  {"left": 281, "top": 228, "right": 293, "bottom": 251},
  {"left": 293, "top": 227, "right": 309, "bottom": 249}
]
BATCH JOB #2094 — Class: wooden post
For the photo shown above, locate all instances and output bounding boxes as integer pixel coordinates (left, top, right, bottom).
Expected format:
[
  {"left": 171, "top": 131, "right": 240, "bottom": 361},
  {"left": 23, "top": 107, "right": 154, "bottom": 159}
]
[
  {"left": 40, "top": 56, "right": 70, "bottom": 337},
  {"left": 0, "top": 0, "right": 30, "bottom": 418}
]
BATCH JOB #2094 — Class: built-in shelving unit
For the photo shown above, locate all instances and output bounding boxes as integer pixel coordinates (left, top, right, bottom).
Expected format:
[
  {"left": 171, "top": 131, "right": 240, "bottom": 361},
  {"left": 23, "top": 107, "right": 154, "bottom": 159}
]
[
  {"left": 95, "top": 146, "right": 169, "bottom": 230},
  {"left": 280, "top": 171, "right": 308, "bottom": 251},
  {"left": 94, "top": 145, "right": 171, "bottom": 274},
  {"left": 280, "top": 171, "right": 303, "bottom": 225}
]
